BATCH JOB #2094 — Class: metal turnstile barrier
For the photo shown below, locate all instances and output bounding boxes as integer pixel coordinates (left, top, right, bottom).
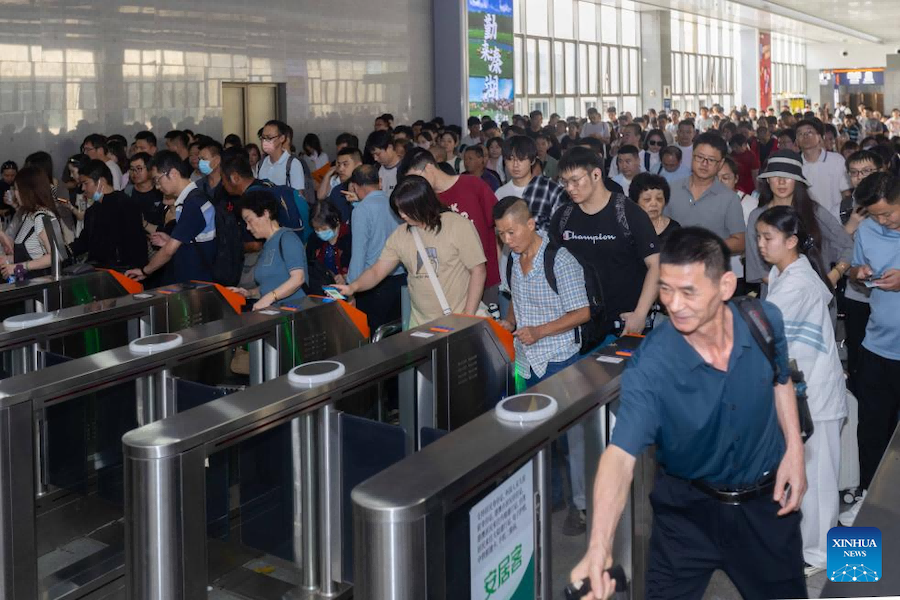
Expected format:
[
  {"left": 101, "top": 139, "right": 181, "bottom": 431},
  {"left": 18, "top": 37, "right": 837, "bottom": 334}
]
[
  {"left": 0, "top": 281, "right": 244, "bottom": 379},
  {"left": 122, "top": 315, "right": 515, "bottom": 600},
  {"left": 821, "top": 421, "right": 900, "bottom": 597},
  {"left": 352, "top": 342, "right": 655, "bottom": 600},
  {"left": 0, "top": 268, "right": 142, "bottom": 320},
  {"left": 0, "top": 297, "right": 368, "bottom": 600}
]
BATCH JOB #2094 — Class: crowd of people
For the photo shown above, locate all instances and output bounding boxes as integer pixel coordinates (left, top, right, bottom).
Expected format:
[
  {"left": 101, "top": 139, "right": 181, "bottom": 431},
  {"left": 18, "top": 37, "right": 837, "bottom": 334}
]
[{"left": 1, "top": 100, "right": 897, "bottom": 595}]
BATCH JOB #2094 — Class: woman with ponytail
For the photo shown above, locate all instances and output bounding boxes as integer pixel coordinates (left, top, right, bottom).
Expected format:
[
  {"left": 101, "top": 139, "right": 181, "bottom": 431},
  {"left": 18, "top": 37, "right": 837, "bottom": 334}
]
[{"left": 756, "top": 204, "right": 847, "bottom": 575}]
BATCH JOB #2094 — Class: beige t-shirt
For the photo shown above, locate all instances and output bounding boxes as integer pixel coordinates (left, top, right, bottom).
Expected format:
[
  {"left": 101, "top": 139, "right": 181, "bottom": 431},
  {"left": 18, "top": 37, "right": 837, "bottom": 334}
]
[{"left": 380, "top": 212, "right": 487, "bottom": 327}]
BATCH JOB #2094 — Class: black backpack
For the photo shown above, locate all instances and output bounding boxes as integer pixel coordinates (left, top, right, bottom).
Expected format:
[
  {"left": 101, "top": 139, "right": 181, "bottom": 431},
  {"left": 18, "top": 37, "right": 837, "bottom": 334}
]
[
  {"left": 551, "top": 194, "right": 635, "bottom": 351},
  {"left": 192, "top": 203, "right": 244, "bottom": 287}
]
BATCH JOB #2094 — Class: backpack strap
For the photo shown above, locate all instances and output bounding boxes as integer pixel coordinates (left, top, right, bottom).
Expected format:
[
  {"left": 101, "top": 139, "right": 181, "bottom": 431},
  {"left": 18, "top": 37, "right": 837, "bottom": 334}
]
[
  {"left": 543, "top": 243, "right": 559, "bottom": 295},
  {"left": 732, "top": 296, "right": 780, "bottom": 382},
  {"left": 644, "top": 151, "right": 651, "bottom": 172},
  {"left": 285, "top": 155, "right": 294, "bottom": 189}
]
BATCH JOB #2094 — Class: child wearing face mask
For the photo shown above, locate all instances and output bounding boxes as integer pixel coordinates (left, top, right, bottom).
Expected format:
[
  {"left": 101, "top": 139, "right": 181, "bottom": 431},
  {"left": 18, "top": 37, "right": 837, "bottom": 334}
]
[{"left": 305, "top": 200, "right": 353, "bottom": 292}]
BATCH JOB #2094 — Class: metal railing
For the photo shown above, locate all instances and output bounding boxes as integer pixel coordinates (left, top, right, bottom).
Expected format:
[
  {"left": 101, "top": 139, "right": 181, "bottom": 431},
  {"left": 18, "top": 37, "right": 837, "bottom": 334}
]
[
  {"left": 352, "top": 347, "right": 654, "bottom": 600},
  {"left": 122, "top": 315, "right": 515, "bottom": 600},
  {"left": 0, "top": 297, "right": 367, "bottom": 600},
  {"left": 0, "top": 269, "right": 134, "bottom": 314}
]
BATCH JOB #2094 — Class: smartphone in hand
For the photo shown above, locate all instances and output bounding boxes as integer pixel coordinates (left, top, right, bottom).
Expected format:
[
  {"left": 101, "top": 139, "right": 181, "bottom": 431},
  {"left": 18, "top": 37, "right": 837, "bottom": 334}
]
[{"left": 322, "top": 286, "right": 346, "bottom": 301}]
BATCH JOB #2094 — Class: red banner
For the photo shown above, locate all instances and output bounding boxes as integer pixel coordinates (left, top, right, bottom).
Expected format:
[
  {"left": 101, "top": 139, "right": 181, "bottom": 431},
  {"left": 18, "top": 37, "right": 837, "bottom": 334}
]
[{"left": 759, "top": 31, "right": 772, "bottom": 111}]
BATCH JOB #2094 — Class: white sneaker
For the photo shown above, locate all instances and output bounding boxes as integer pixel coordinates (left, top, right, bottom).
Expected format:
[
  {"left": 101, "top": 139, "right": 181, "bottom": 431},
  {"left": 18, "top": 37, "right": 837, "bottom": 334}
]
[{"left": 839, "top": 490, "right": 867, "bottom": 526}]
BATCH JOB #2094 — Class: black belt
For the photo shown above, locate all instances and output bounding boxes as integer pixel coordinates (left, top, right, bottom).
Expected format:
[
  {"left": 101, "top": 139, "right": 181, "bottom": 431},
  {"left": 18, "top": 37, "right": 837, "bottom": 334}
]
[{"left": 677, "top": 472, "right": 777, "bottom": 505}]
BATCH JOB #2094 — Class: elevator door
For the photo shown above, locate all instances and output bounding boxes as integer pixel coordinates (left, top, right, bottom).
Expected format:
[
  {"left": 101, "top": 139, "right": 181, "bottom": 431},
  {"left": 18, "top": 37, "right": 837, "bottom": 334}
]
[{"left": 222, "top": 83, "right": 281, "bottom": 143}]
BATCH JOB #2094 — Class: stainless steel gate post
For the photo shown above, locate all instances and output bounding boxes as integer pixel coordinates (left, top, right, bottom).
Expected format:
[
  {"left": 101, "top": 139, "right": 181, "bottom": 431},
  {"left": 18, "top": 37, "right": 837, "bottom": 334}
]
[
  {"left": 125, "top": 447, "right": 208, "bottom": 600},
  {"left": 249, "top": 338, "right": 264, "bottom": 385},
  {"left": 317, "top": 403, "right": 341, "bottom": 595},
  {"left": 535, "top": 447, "right": 552, "bottom": 600},
  {"left": 0, "top": 401, "right": 38, "bottom": 599},
  {"left": 293, "top": 413, "right": 319, "bottom": 590}
]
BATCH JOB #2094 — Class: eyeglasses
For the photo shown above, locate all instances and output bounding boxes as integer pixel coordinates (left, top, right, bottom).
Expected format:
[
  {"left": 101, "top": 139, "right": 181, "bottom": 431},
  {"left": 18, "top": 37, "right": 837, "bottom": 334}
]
[
  {"left": 259, "top": 135, "right": 281, "bottom": 142},
  {"left": 559, "top": 172, "right": 590, "bottom": 189},
  {"left": 693, "top": 154, "right": 722, "bottom": 166},
  {"left": 129, "top": 166, "right": 145, "bottom": 173},
  {"left": 796, "top": 130, "right": 819, "bottom": 138},
  {"left": 647, "top": 140, "right": 665, "bottom": 147},
  {"left": 152, "top": 171, "right": 171, "bottom": 186},
  {"left": 849, "top": 168, "right": 878, "bottom": 178},
  {"left": 82, "top": 146, "right": 95, "bottom": 152}
]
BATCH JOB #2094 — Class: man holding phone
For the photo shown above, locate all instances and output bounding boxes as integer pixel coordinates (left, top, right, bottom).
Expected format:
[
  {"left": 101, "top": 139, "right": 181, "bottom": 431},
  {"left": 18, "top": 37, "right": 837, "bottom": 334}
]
[
  {"left": 571, "top": 228, "right": 807, "bottom": 600},
  {"left": 842, "top": 173, "right": 900, "bottom": 526}
]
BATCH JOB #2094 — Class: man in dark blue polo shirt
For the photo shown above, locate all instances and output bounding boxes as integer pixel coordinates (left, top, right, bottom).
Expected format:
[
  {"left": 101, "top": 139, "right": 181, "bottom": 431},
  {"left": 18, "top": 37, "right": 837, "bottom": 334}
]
[
  {"left": 125, "top": 150, "right": 216, "bottom": 284},
  {"left": 571, "top": 227, "right": 807, "bottom": 600}
]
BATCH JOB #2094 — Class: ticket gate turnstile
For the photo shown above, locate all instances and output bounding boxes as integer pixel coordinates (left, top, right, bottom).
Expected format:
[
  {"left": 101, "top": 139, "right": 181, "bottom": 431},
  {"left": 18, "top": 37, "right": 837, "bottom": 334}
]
[
  {"left": 0, "top": 281, "right": 244, "bottom": 378},
  {"left": 0, "top": 269, "right": 142, "bottom": 320},
  {"left": 351, "top": 341, "right": 652, "bottom": 600},
  {"left": 122, "top": 315, "right": 515, "bottom": 600},
  {"left": 0, "top": 297, "right": 369, "bottom": 600}
]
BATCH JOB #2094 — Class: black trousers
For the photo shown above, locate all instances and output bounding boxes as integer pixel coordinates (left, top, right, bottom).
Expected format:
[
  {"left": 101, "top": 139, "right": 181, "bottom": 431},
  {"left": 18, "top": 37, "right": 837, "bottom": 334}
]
[
  {"left": 646, "top": 473, "right": 806, "bottom": 600},
  {"left": 354, "top": 274, "right": 406, "bottom": 334},
  {"left": 842, "top": 298, "right": 871, "bottom": 396},
  {"left": 857, "top": 346, "right": 900, "bottom": 490}
]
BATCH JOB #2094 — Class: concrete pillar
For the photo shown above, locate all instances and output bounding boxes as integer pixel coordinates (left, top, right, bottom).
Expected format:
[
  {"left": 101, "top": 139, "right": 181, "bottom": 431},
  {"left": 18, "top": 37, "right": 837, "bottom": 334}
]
[
  {"left": 432, "top": 0, "right": 466, "bottom": 128},
  {"left": 738, "top": 27, "right": 759, "bottom": 110},
  {"left": 640, "top": 11, "right": 671, "bottom": 112},
  {"left": 885, "top": 55, "right": 900, "bottom": 113}
]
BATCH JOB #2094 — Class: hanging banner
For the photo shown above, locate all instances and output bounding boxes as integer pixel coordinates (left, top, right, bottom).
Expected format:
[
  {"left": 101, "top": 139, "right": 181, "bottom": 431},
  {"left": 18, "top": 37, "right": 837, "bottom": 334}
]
[
  {"left": 467, "top": 0, "right": 514, "bottom": 122},
  {"left": 759, "top": 31, "right": 772, "bottom": 111},
  {"left": 470, "top": 461, "right": 535, "bottom": 600}
]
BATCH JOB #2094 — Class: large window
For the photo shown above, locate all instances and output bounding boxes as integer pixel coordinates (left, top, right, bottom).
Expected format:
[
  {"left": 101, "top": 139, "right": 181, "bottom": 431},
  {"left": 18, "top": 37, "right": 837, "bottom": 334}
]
[
  {"left": 771, "top": 34, "right": 807, "bottom": 99},
  {"left": 669, "top": 14, "right": 735, "bottom": 112},
  {"left": 513, "top": 0, "right": 641, "bottom": 118}
]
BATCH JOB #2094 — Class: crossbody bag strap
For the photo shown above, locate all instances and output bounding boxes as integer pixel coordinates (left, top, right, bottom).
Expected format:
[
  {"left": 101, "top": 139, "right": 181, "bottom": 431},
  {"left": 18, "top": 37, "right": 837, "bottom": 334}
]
[
  {"left": 733, "top": 297, "right": 778, "bottom": 380},
  {"left": 411, "top": 226, "right": 451, "bottom": 315}
]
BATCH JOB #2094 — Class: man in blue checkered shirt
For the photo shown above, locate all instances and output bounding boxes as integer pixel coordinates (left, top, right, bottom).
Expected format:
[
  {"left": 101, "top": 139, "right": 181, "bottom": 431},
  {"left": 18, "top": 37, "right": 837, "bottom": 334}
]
[{"left": 494, "top": 195, "right": 590, "bottom": 535}]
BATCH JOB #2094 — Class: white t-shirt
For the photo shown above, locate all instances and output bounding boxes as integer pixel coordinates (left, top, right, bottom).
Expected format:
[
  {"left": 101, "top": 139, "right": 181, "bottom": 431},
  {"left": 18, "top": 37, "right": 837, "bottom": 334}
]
[
  {"left": 677, "top": 144, "right": 693, "bottom": 167},
  {"left": 379, "top": 164, "right": 399, "bottom": 194},
  {"left": 582, "top": 122, "right": 610, "bottom": 140},
  {"left": 460, "top": 134, "right": 481, "bottom": 148},
  {"left": 611, "top": 173, "right": 633, "bottom": 196},
  {"left": 696, "top": 117, "right": 714, "bottom": 132},
  {"left": 258, "top": 151, "right": 306, "bottom": 191},
  {"left": 106, "top": 160, "right": 124, "bottom": 191},
  {"left": 801, "top": 149, "right": 851, "bottom": 222}
]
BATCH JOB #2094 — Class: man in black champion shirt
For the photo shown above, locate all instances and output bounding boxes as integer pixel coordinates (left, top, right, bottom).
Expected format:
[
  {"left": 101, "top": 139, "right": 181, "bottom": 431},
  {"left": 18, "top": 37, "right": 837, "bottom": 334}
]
[{"left": 551, "top": 146, "right": 660, "bottom": 342}]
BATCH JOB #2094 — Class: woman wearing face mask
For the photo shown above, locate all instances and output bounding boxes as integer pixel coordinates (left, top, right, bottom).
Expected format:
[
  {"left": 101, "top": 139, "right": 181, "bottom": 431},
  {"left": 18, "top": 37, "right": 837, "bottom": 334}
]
[
  {"left": 755, "top": 205, "right": 846, "bottom": 574},
  {"left": 639, "top": 128, "right": 667, "bottom": 174},
  {"left": 0, "top": 166, "right": 65, "bottom": 279},
  {"left": 628, "top": 172, "right": 680, "bottom": 245},
  {"left": 229, "top": 190, "right": 307, "bottom": 310},
  {"left": 306, "top": 201, "right": 352, "bottom": 289},
  {"left": 416, "top": 131, "right": 434, "bottom": 150},
  {"left": 745, "top": 150, "right": 853, "bottom": 297}
]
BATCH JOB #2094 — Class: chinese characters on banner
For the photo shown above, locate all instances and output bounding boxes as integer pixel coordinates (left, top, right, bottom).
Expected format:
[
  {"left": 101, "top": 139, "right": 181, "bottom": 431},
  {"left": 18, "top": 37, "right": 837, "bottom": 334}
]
[
  {"left": 467, "top": 0, "right": 514, "bottom": 121},
  {"left": 470, "top": 461, "right": 535, "bottom": 600}
]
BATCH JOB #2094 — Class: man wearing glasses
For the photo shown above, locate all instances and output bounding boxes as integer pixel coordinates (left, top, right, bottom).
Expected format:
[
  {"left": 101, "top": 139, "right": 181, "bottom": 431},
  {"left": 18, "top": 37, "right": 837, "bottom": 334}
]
[
  {"left": 665, "top": 132, "right": 746, "bottom": 256},
  {"left": 127, "top": 152, "right": 164, "bottom": 229},
  {"left": 797, "top": 118, "right": 852, "bottom": 222},
  {"left": 257, "top": 119, "right": 306, "bottom": 194},
  {"left": 125, "top": 151, "right": 217, "bottom": 284}
]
